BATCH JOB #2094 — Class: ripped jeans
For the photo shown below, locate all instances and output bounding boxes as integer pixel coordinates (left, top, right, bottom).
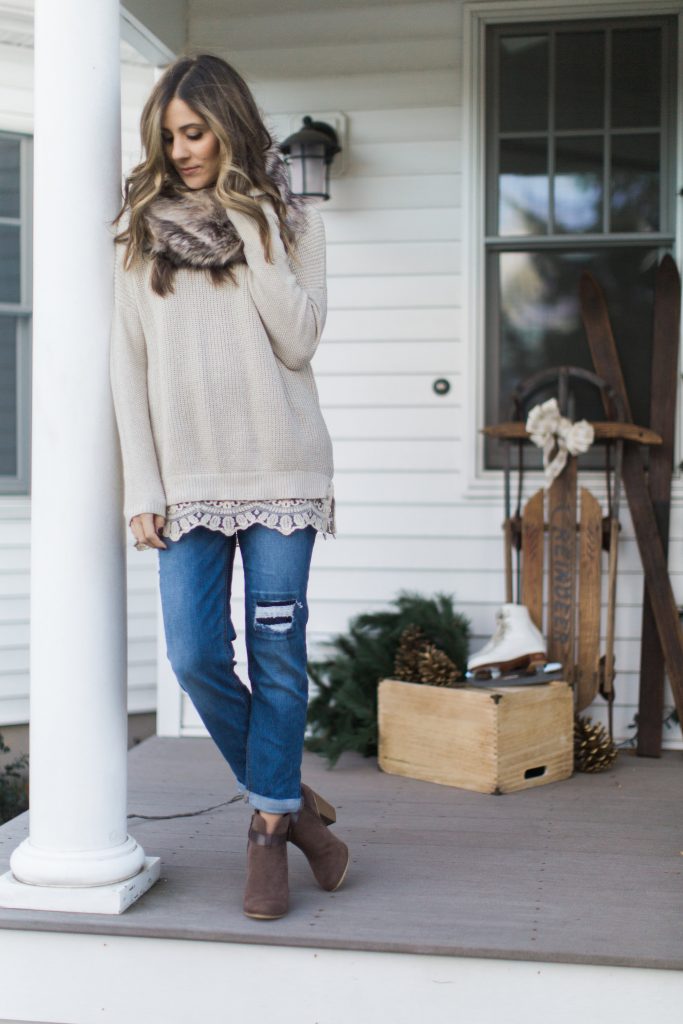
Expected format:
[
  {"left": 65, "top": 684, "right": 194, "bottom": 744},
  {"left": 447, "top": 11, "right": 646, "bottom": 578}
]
[{"left": 158, "top": 522, "right": 318, "bottom": 814}]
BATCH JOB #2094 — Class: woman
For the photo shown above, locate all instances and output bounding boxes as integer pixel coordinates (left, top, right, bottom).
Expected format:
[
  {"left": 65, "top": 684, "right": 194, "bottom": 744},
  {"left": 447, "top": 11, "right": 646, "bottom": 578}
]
[{"left": 110, "top": 53, "right": 349, "bottom": 920}]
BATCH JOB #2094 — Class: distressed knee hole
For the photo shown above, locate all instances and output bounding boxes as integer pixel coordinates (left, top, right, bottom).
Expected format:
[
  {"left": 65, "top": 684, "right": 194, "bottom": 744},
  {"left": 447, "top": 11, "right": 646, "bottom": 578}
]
[{"left": 254, "top": 598, "right": 299, "bottom": 634}]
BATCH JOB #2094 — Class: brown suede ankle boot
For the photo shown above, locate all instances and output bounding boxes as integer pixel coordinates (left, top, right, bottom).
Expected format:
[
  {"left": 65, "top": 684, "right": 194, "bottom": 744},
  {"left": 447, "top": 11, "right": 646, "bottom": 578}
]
[
  {"left": 243, "top": 811, "right": 290, "bottom": 920},
  {"left": 287, "top": 783, "right": 350, "bottom": 892}
]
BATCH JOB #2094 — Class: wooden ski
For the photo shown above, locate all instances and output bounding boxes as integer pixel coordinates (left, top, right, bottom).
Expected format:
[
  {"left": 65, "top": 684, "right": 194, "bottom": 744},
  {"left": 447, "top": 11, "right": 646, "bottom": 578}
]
[
  {"left": 579, "top": 271, "right": 683, "bottom": 733},
  {"left": 637, "top": 255, "right": 681, "bottom": 757}
]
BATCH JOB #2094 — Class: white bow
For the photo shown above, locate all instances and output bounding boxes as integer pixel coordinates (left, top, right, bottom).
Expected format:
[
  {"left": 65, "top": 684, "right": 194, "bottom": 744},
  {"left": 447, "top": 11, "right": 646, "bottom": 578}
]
[{"left": 525, "top": 398, "right": 594, "bottom": 487}]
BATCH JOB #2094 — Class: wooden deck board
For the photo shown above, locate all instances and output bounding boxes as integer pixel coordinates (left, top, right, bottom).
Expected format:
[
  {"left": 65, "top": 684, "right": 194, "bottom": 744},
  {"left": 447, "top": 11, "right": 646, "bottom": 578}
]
[{"left": 0, "top": 737, "right": 682, "bottom": 969}]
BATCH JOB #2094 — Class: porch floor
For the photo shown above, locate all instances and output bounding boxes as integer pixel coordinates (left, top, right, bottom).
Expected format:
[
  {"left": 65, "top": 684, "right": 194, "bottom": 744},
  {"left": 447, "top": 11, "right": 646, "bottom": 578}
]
[{"left": 0, "top": 737, "right": 682, "bottom": 969}]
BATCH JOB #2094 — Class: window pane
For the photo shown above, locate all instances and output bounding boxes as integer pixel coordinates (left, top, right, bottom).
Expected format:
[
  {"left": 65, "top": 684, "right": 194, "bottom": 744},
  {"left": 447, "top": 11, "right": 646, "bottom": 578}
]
[
  {"left": 0, "top": 224, "right": 20, "bottom": 302},
  {"left": 611, "top": 29, "right": 661, "bottom": 128},
  {"left": 554, "top": 137, "right": 603, "bottom": 233},
  {"left": 491, "top": 247, "right": 658, "bottom": 441},
  {"left": 611, "top": 134, "right": 659, "bottom": 232},
  {"left": 0, "top": 138, "right": 20, "bottom": 218},
  {"left": 499, "top": 138, "right": 548, "bottom": 236},
  {"left": 0, "top": 317, "right": 17, "bottom": 477},
  {"left": 555, "top": 31, "right": 605, "bottom": 131},
  {"left": 499, "top": 35, "right": 549, "bottom": 132}
]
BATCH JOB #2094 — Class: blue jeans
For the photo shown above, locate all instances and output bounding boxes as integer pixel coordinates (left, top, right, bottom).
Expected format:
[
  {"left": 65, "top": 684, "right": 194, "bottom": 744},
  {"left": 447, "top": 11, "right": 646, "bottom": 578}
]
[{"left": 158, "top": 523, "right": 318, "bottom": 814}]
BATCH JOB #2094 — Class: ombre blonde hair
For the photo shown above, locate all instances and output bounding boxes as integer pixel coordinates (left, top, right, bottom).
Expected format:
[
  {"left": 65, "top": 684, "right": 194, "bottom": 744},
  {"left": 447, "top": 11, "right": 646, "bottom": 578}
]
[{"left": 114, "top": 54, "right": 296, "bottom": 294}]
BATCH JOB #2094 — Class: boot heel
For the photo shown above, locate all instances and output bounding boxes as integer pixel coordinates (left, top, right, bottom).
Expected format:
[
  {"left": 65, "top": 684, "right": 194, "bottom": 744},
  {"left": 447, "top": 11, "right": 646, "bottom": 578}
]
[
  {"left": 311, "top": 791, "right": 336, "bottom": 825},
  {"left": 291, "top": 784, "right": 349, "bottom": 891}
]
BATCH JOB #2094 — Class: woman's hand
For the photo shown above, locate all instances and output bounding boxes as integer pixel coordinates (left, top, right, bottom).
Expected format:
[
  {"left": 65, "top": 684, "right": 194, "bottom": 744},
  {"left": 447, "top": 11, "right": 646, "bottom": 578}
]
[
  {"left": 130, "top": 513, "right": 167, "bottom": 550},
  {"left": 225, "top": 197, "right": 280, "bottom": 266}
]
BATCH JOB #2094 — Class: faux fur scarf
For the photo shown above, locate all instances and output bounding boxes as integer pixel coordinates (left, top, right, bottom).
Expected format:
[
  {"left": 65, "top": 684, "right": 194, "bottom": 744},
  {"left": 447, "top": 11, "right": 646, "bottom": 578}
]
[{"left": 143, "top": 149, "right": 307, "bottom": 289}]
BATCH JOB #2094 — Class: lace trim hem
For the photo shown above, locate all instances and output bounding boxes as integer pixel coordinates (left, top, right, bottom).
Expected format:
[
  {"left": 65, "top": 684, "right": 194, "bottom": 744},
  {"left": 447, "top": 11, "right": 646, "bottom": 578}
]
[{"left": 160, "top": 495, "right": 336, "bottom": 543}]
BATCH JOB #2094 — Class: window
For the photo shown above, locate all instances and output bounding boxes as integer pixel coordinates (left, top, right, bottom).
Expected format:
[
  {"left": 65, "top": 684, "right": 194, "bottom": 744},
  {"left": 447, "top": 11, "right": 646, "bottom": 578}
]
[
  {"left": 484, "top": 17, "right": 676, "bottom": 467},
  {"left": 0, "top": 132, "right": 32, "bottom": 493}
]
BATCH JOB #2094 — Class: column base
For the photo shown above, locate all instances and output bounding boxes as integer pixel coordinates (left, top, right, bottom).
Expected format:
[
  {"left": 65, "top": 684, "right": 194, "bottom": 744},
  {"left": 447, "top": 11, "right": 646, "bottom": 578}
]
[
  {"left": 0, "top": 856, "right": 161, "bottom": 915},
  {"left": 9, "top": 833, "right": 147, "bottom": 887}
]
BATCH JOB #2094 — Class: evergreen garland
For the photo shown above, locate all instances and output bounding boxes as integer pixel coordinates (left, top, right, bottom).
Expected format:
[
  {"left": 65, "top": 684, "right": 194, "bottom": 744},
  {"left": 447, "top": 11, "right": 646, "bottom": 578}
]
[
  {"left": 0, "top": 733, "right": 28, "bottom": 825},
  {"left": 305, "top": 590, "right": 470, "bottom": 765}
]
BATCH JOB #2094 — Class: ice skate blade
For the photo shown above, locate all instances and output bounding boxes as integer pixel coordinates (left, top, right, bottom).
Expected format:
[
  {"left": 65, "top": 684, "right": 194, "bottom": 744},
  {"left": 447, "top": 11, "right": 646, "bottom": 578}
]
[
  {"left": 466, "top": 663, "right": 564, "bottom": 687},
  {"left": 468, "top": 652, "right": 546, "bottom": 677}
]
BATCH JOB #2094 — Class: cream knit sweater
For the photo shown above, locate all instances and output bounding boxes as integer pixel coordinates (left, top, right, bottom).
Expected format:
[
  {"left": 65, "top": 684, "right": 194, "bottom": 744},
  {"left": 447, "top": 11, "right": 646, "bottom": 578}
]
[{"left": 110, "top": 199, "right": 334, "bottom": 525}]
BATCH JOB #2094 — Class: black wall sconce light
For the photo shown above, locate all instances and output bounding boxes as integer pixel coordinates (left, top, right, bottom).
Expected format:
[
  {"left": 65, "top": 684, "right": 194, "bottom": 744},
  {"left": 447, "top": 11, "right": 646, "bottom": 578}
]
[{"left": 279, "top": 116, "right": 341, "bottom": 200}]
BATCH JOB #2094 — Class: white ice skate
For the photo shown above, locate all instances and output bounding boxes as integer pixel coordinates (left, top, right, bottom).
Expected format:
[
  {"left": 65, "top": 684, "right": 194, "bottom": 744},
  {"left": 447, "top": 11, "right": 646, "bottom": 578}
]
[{"left": 468, "top": 604, "right": 546, "bottom": 676}]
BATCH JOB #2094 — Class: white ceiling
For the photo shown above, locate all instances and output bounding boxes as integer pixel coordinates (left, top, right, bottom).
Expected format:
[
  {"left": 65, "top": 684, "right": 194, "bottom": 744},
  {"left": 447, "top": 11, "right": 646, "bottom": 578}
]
[{"left": 0, "top": 0, "right": 153, "bottom": 64}]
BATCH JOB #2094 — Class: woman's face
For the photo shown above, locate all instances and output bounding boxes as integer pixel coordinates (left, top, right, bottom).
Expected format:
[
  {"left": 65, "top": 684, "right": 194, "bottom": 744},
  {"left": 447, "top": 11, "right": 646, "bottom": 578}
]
[{"left": 161, "top": 97, "right": 221, "bottom": 190}]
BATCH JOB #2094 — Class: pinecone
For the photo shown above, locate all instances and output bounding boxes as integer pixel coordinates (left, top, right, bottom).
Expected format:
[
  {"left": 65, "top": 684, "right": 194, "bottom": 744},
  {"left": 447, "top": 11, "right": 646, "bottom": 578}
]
[
  {"left": 574, "top": 714, "right": 618, "bottom": 773},
  {"left": 393, "top": 624, "right": 428, "bottom": 681},
  {"left": 417, "top": 643, "right": 462, "bottom": 687},
  {"left": 394, "top": 623, "right": 464, "bottom": 687}
]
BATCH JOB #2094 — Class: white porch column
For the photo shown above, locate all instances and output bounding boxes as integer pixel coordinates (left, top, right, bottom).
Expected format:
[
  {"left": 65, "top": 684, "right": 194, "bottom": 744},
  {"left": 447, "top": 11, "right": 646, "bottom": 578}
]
[{"left": 0, "top": 0, "right": 159, "bottom": 913}]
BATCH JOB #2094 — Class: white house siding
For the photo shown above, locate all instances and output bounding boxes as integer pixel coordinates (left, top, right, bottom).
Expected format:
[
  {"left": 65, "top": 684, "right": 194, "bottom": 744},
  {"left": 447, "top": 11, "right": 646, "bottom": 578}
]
[
  {"left": 0, "top": 35, "right": 158, "bottom": 725},
  {"left": 172, "top": 0, "right": 683, "bottom": 748}
]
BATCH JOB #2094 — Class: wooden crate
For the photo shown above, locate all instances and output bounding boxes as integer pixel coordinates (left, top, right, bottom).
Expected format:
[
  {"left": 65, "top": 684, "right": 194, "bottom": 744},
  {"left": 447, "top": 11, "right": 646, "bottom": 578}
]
[{"left": 377, "top": 679, "right": 574, "bottom": 794}]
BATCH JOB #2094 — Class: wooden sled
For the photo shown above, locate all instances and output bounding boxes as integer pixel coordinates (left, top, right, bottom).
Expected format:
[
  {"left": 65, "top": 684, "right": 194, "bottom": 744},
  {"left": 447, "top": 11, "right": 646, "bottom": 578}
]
[
  {"left": 483, "top": 367, "right": 662, "bottom": 736},
  {"left": 511, "top": 464, "right": 608, "bottom": 717}
]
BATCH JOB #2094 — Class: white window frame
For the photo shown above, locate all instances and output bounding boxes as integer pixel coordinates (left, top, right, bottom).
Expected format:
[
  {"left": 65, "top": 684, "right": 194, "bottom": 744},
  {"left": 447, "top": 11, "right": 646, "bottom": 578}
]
[
  {"left": 461, "top": 0, "right": 683, "bottom": 502},
  {"left": 0, "top": 130, "right": 32, "bottom": 503}
]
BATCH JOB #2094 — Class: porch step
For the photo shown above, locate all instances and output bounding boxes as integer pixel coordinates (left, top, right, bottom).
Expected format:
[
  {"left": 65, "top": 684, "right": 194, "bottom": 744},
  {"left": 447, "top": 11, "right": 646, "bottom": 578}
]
[{"left": 0, "top": 736, "right": 682, "bottom": 1022}]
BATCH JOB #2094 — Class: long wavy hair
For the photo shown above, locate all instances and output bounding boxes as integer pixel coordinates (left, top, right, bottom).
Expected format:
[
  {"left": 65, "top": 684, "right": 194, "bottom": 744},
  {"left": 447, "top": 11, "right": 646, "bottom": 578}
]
[{"left": 113, "top": 54, "right": 296, "bottom": 295}]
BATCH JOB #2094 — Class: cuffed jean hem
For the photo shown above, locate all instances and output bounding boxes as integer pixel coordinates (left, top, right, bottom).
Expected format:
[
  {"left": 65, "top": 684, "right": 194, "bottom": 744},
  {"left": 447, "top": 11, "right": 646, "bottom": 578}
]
[{"left": 240, "top": 785, "right": 303, "bottom": 814}]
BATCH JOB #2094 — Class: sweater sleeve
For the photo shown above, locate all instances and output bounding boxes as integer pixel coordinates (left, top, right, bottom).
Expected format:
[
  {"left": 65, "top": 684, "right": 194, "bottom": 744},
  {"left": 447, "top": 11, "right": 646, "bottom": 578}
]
[
  {"left": 226, "top": 200, "right": 327, "bottom": 371},
  {"left": 109, "top": 247, "right": 167, "bottom": 525}
]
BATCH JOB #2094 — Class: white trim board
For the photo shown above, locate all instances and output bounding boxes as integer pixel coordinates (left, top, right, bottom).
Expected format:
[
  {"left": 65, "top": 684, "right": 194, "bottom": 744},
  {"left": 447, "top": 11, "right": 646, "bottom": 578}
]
[
  {"left": 464, "top": 0, "right": 683, "bottom": 18},
  {"left": 120, "top": 6, "right": 176, "bottom": 65},
  {"left": 0, "top": 929, "right": 681, "bottom": 1024},
  {"left": 0, "top": 496, "right": 30, "bottom": 520},
  {"left": 461, "top": 0, "right": 683, "bottom": 501}
]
